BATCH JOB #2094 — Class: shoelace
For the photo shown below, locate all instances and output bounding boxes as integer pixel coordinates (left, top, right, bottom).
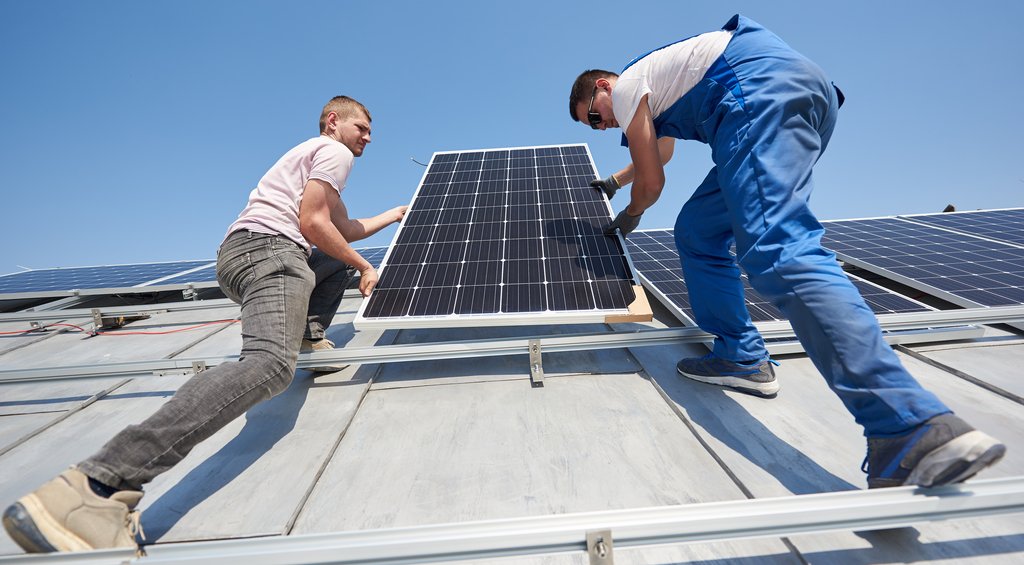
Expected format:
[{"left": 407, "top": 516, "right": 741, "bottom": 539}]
[{"left": 127, "top": 510, "right": 145, "bottom": 542}]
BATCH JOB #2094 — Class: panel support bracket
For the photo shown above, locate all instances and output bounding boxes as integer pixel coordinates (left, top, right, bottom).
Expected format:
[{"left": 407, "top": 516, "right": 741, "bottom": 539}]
[
  {"left": 528, "top": 339, "right": 544, "bottom": 388},
  {"left": 587, "top": 529, "right": 614, "bottom": 565}
]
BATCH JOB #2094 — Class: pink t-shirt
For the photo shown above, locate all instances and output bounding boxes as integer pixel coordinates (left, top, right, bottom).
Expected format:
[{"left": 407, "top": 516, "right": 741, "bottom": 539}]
[{"left": 225, "top": 136, "right": 354, "bottom": 253}]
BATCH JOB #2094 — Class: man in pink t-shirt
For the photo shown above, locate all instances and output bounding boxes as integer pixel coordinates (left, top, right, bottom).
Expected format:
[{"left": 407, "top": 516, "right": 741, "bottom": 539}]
[{"left": 3, "top": 96, "right": 407, "bottom": 554}]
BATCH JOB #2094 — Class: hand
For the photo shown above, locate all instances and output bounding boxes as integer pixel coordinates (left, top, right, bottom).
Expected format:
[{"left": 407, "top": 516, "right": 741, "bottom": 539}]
[
  {"left": 358, "top": 265, "right": 378, "bottom": 297},
  {"left": 590, "top": 175, "right": 620, "bottom": 200},
  {"left": 604, "top": 208, "right": 642, "bottom": 237},
  {"left": 391, "top": 205, "right": 409, "bottom": 223}
]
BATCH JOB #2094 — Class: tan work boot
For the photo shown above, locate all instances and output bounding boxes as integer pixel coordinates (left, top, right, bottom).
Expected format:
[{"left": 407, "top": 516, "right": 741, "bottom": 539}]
[
  {"left": 2, "top": 468, "right": 143, "bottom": 553},
  {"left": 300, "top": 338, "right": 349, "bottom": 373}
]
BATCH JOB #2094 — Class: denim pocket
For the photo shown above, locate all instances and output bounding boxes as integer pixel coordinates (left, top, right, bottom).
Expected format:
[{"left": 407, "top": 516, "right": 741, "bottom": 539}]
[{"left": 217, "top": 236, "right": 259, "bottom": 301}]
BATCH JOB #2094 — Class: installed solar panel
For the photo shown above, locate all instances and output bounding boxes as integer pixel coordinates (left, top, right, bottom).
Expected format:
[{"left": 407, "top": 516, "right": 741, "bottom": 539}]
[
  {"left": 821, "top": 216, "right": 1024, "bottom": 307},
  {"left": 900, "top": 208, "right": 1024, "bottom": 247},
  {"left": 355, "top": 144, "right": 648, "bottom": 328},
  {"left": 626, "top": 229, "right": 930, "bottom": 326},
  {"left": 0, "top": 260, "right": 215, "bottom": 298},
  {"left": 0, "top": 245, "right": 392, "bottom": 300}
]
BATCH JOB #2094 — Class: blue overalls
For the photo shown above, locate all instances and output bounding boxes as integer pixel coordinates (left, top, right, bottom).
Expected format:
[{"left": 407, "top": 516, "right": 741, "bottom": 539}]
[{"left": 628, "top": 15, "right": 949, "bottom": 436}]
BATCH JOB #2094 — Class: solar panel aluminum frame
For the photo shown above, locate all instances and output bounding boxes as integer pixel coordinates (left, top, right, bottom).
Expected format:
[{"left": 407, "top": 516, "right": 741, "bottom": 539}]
[{"left": 353, "top": 144, "right": 651, "bottom": 329}]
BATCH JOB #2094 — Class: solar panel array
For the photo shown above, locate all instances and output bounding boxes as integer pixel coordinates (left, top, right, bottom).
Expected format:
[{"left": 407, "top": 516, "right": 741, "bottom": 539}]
[
  {"left": 356, "top": 144, "right": 642, "bottom": 328},
  {"left": 902, "top": 208, "right": 1024, "bottom": 247},
  {"left": 0, "top": 260, "right": 215, "bottom": 296},
  {"left": 626, "top": 229, "right": 930, "bottom": 325},
  {"left": 821, "top": 211, "right": 1024, "bottom": 307},
  {"left": 0, "top": 246, "right": 391, "bottom": 299}
]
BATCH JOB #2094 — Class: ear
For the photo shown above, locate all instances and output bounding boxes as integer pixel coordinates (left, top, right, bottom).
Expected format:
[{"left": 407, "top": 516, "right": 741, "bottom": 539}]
[{"left": 595, "top": 77, "right": 610, "bottom": 91}]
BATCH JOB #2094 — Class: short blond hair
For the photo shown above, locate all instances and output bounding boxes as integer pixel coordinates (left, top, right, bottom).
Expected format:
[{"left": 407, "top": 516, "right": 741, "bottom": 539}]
[{"left": 319, "top": 96, "right": 371, "bottom": 133}]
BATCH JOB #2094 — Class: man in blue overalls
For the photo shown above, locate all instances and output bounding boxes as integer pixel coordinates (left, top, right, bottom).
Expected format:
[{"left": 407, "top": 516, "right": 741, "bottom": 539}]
[{"left": 569, "top": 14, "right": 1005, "bottom": 488}]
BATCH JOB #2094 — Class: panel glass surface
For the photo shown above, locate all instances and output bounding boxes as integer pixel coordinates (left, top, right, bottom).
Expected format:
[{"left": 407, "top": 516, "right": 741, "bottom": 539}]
[
  {"left": 821, "top": 217, "right": 1024, "bottom": 307},
  {"left": 362, "top": 145, "right": 636, "bottom": 322},
  {"left": 627, "top": 229, "right": 929, "bottom": 324}
]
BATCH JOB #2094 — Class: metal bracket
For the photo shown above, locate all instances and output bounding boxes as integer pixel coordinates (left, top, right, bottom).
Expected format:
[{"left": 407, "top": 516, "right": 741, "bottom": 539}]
[
  {"left": 586, "top": 529, "right": 614, "bottom": 565},
  {"left": 153, "top": 360, "right": 207, "bottom": 378},
  {"left": 182, "top": 284, "right": 198, "bottom": 301},
  {"left": 91, "top": 308, "right": 103, "bottom": 329},
  {"left": 528, "top": 339, "right": 544, "bottom": 388}
]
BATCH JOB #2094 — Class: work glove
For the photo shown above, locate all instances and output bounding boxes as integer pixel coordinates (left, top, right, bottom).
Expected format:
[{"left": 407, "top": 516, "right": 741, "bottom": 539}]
[
  {"left": 590, "top": 175, "right": 620, "bottom": 200},
  {"left": 605, "top": 209, "right": 642, "bottom": 237}
]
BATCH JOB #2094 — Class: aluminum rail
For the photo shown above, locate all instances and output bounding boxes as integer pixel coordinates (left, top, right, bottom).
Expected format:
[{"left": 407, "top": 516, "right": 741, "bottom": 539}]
[
  {"left": 0, "top": 299, "right": 238, "bottom": 324},
  {"left": 3, "top": 476, "right": 1023, "bottom": 564},
  {"left": 1, "top": 305, "right": 1023, "bottom": 385}
]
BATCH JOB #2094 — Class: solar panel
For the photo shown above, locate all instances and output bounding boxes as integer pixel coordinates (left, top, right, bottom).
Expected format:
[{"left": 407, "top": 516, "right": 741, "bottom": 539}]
[
  {"left": 0, "top": 245, "right": 392, "bottom": 301},
  {"left": 900, "top": 208, "right": 1024, "bottom": 247},
  {"left": 821, "top": 216, "right": 1024, "bottom": 307},
  {"left": 0, "top": 260, "right": 216, "bottom": 298},
  {"left": 355, "top": 144, "right": 649, "bottom": 328},
  {"left": 626, "top": 228, "right": 931, "bottom": 326},
  {"left": 356, "top": 246, "right": 388, "bottom": 269}
]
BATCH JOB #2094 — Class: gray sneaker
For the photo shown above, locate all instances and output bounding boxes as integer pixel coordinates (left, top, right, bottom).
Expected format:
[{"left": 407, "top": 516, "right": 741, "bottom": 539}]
[
  {"left": 863, "top": 413, "right": 1006, "bottom": 489},
  {"left": 2, "top": 468, "right": 143, "bottom": 553},
  {"left": 676, "top": 353, "right": 780, "bottom": 398},
  {"left": 300, "top": 338, "right": 349, "bottom": 373}
]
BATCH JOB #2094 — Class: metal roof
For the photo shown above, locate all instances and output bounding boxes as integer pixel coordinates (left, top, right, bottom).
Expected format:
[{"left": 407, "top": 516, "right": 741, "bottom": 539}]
[{"left": 1, "top": 252, "right": 1023, "bottom": 563}]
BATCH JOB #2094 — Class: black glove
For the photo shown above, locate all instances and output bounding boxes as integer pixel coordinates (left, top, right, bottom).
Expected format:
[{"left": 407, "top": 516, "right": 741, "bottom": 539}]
[
  {"left": 605, "top": 208, "right": 642, "bottom": 237},
  {"left": 590, "top": 174, "right": 621, "bottom": 200}
]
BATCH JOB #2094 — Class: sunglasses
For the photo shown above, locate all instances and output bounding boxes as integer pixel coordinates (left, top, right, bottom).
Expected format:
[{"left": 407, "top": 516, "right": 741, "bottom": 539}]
[{"left": 587, "top": 86, "right": 602, "bottom": 129}]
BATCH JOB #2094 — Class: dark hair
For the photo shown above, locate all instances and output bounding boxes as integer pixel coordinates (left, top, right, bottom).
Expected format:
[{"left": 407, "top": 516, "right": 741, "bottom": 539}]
[
  {"left": 568, "top": 69, "right": 618, "bottom": 122},
  {"left": 319, "top": 96, "right": 371, "bottom": 133}
]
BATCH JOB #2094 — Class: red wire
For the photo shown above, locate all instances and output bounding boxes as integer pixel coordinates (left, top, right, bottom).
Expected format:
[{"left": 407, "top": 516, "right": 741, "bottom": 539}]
[{"left": 0, "top": 319, "right": 238, "bottom": 336}]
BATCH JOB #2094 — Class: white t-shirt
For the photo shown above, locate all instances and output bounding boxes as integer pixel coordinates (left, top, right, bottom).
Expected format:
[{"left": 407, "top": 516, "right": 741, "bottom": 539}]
[
  {"left": 612, "top": 30, "right": 733, "bottom": 136},
  {"left": 225, "top": 136, "right": 354, "bottom": 254}
]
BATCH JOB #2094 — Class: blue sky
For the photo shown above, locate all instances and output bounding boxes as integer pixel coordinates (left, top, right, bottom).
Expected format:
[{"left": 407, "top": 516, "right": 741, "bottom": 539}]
[{"left": 1, "top": 1, "right": 1021, "bottom": 273}]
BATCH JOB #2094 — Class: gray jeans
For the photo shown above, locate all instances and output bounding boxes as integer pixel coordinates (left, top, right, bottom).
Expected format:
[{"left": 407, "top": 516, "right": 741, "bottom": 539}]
[{"left": 79, "top": 230, "right": 353, "bottom": 490}]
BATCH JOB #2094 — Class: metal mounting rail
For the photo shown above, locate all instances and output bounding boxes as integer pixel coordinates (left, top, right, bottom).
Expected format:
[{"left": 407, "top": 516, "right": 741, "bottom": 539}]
[
  {"left": 3, "top": 476, "right": 1023, "bottom": 564},
  {"left": 1, "top": 305, "right": 1022, "bottom": 386},
  {"left": 0, "top": 299, "right": 238, "bottom": 324}
]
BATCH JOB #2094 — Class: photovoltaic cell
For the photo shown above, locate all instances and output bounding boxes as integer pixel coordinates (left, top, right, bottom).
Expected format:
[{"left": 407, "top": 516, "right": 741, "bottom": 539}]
[
  {"left": 821, "top": 216, "right": 1024, "bottom": 307},
  {"left": 900, "top": 208, "right": 1024, "bottom": 247},
  {"left": 357, "top": 144, "right": 642, "bottom": 327},
  {"left": 626, "top": 228, "right": 929, "bottom": 325}
]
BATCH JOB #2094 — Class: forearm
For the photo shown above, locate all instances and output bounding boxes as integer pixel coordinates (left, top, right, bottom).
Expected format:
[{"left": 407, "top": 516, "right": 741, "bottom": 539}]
[
  {"left": 611, "top": 164, "right": 635, "bottom": 187},
  {"left": 303, "top": 218, "right": 372, "bottom": 271},
  {"left": 336, "top": 211, "right": 397, "bottom": 242},
  {"left": 625, "top": 181, "right": 664, "bottom": 216}
]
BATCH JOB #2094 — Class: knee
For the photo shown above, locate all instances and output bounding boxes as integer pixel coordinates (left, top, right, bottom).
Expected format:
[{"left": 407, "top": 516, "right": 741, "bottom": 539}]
[
  {"left": 239, "top": 352, "right": 297, "bottom": 398},
  {"left": 263, "top": 361, "right": 296, "bottom": 397}
]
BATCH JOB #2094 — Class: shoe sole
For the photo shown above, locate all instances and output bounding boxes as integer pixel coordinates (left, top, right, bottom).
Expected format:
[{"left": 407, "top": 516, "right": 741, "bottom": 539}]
[
  {"left": 906, "top": 431, "right": 1007, "bottom": 487},
  {"left": 3, "top": 495, "right": 93, "bottom": 553},
  {"left": 677, "top": 366, "right": 780, "bottom": 398}
]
